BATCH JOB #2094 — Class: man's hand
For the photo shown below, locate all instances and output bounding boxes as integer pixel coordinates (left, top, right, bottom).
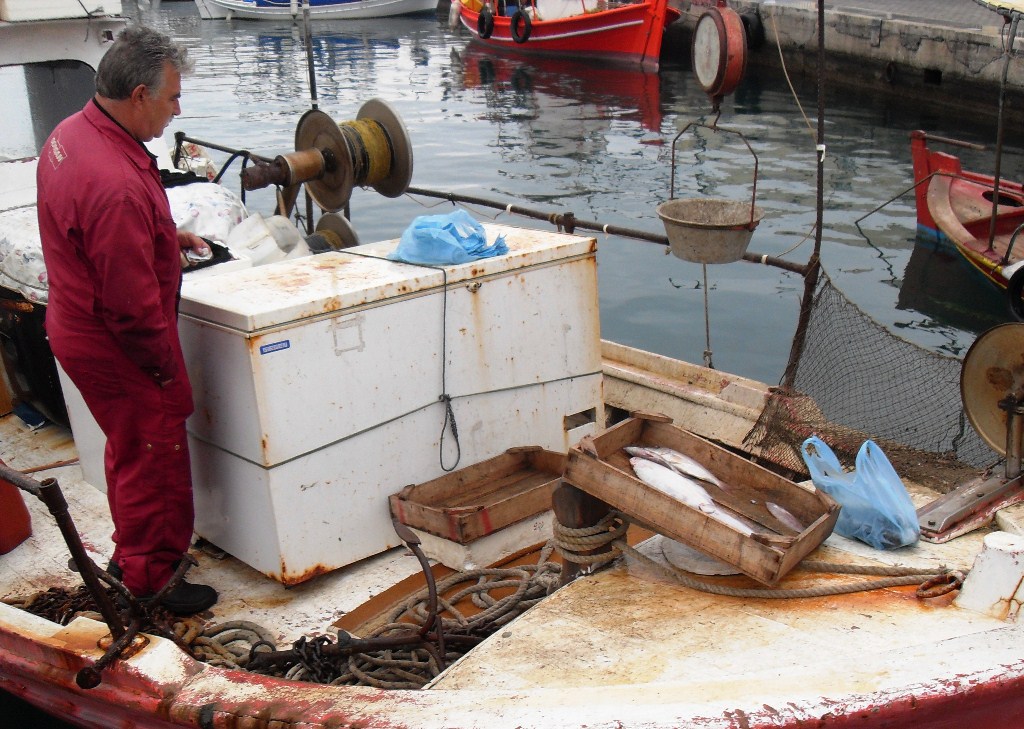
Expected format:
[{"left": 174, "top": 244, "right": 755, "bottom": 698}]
[{"left": 178, "top": 230, "right": 211, "bottom": 268}]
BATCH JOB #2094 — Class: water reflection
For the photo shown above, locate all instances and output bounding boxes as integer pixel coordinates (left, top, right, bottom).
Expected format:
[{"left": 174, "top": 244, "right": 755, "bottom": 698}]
[
  {"left": 127, "top": 2, "right": 1024, "bottom": 383},
  {"left": 452, "top": 44, "right": 663, "bottom": 133},
  {"left": 896, "top": 238, "right": 1008, "bottom": 357}
]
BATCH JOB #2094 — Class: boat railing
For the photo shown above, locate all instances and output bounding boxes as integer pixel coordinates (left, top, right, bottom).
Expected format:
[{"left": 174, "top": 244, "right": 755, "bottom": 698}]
[
  {"left": 913, "top": 130, "right": 987, "bottom": 153},
  {"left": 168, "top": 132, "right": 809, "bottom": 277}
]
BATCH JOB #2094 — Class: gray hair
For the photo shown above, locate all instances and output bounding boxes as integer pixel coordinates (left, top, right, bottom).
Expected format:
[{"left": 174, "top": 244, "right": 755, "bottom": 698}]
[{"left": 95, "top": 25, "right": 193, "bottom": 100}]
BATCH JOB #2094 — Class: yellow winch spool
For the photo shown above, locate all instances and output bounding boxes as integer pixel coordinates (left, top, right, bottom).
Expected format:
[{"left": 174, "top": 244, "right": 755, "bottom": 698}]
[{"left": 294, "top": 98, "right": 414, "bottom": 213}]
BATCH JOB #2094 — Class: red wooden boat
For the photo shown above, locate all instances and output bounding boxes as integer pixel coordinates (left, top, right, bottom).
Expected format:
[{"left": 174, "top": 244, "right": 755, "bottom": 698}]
[
  {"left": 910, "top": 130, "right": 1024, "bottom": 292},
  {"left": 455, "top": 0, "right": 680, "bottom": 71}
]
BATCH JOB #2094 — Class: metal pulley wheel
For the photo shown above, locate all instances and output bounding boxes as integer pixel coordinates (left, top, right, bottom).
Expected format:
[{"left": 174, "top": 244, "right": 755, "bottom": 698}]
[{"left": 960, "top": 321, "right": 1024, "bottom": 455}]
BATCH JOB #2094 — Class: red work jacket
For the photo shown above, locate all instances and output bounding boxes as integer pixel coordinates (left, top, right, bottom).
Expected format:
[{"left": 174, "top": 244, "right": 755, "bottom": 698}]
[{"left": 37, "top": 100, "right": 190, "bottom": 403}]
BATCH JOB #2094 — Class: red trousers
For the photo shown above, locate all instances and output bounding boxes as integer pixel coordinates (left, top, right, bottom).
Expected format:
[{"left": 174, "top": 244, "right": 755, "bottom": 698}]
[{"left": 56, "top": 344, "right": 194, "bottom": 596}]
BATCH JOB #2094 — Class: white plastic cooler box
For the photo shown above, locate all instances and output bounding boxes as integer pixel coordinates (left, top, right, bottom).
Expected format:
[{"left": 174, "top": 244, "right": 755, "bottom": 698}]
[{"left": 178, "top": 224, "right": 603, "bottom": 584}]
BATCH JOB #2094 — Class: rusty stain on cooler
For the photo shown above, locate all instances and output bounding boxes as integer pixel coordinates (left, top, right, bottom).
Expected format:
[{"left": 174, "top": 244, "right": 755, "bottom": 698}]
[{"left": 278, "top": 559, "right": 334, "bottom": 586}]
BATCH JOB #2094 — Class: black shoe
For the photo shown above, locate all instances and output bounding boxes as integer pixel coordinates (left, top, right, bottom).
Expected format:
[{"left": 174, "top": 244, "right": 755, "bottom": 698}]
[{"left": 140, "top": 580, "right": 218, "bottom": 616}]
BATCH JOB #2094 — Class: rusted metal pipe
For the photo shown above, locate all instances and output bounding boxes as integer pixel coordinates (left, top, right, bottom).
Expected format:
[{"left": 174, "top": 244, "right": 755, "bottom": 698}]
[
  {"left": 913, "top": 132, "right": 987, "bottom": 152},
  {"left": 76, "top": 619, "right": 144, "bottom": 689},
  {"left": 392, "top": 518, "right": 445, "bottom": 664},
  {"left": 986, "top": 12, "right": 1020, "bottom": 252},
  {"left": 405, "top": 186, "right": 808, "bottom": 275},
  {"left": 0, "top": 464, "right": 125, "bottom": 639}
]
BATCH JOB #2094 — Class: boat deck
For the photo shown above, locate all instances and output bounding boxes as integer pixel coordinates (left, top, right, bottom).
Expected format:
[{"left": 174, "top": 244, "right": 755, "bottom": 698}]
[
  {"left": 0, "top": 414, "right": 425, "bottom": 645},
  {"left": 3, "top": 405, "right": 1022, "bottom": 727}
]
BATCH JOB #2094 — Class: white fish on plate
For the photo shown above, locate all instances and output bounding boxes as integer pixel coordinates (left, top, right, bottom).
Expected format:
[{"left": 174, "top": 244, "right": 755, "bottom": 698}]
[
  {"left": 629, "top": 457, "right": 753, "bottom": 536},
  {"left": 625, "top": 445, "right": 722, "bottom": 487}
]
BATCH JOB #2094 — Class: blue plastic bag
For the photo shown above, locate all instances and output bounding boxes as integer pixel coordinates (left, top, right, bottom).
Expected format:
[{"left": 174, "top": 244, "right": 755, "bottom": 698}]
[
  {"left": 800, "top": 436, "right": 919, "bottom": 550},
  {"left": 388, "top": 210, "right": 508, "bottom": 265}
]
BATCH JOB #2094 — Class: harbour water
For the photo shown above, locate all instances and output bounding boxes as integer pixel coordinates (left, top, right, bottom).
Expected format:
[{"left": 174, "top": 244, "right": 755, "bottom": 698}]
[
  {"left": 136, "top": 1, "right": 1021, "bottom": 386},
  {"left": 2, "top": 1, "right": 1023, "bottom": 724}
]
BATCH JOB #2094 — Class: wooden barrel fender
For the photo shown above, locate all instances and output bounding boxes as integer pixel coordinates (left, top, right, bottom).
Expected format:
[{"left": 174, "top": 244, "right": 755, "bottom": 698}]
[
  {"left": 478, "top": 5, "right": 495, "bottom": 38},
  {"left": 511, "top": 9, "right": 532, "bottom": 43}
]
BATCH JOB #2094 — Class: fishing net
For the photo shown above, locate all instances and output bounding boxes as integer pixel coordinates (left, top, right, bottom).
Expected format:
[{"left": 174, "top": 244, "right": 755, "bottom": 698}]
[{"left": 744, "top": 267, "right": 993, "bottom": 492}]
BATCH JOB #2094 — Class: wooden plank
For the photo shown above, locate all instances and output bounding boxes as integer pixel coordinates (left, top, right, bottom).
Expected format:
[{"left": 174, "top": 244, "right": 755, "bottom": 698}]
[
  {"left": 395, "top": 451, "right": 527, "bottom": 504},
  {"left": 444, "top": 468, "right": 547, "bottom": 508}
]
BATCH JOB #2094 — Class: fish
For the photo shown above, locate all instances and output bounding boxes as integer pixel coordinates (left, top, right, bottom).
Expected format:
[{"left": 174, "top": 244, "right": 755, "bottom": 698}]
[
  {"left": 767, "top": 502, "right": 804, "bottom": 533},
  {"left": 625, "top": 445, "right": 722, "bottom": 487},
  {"left": 629, "top": 457, "right": 753, "bottom": 536},
  {"left": 629, "top": 457, "right": 715, "bottom": 512}
]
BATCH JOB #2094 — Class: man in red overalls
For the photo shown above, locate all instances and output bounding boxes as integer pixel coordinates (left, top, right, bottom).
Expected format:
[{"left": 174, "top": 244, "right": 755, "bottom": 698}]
[{"left": 36, "top": 26, "right": 217, "bottom": 615}]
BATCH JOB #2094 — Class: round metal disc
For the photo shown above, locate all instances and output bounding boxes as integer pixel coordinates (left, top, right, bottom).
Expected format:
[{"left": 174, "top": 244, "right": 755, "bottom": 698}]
[
  {"left": 692, "top": 11, "right": 726, "bottom": 93},
  {"left": 357, "top": 98, "right": 413, "bottom": 198},
  {"left": 295, "top": 108, "right": 354, "bottom": 213},
  {"left": 960, "top": 322, "right": 1024, "bottom": 455},
  {"left": 315, "top": 212, "right": 360, "bottom": 249},
  {"left": 690, "top": 8, "right": 747, "bottom": 99},
  {"left": 660, "top": 538, "right": 739, "bottom": 576}
]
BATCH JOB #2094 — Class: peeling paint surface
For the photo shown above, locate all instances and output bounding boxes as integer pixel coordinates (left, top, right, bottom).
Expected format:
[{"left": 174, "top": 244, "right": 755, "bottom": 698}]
[
  {"left": 180, "top": 225, "right": 595, "bottom": 332},
  {"left": 3, "top": 356, "right": 1024, "bottom": 727}
]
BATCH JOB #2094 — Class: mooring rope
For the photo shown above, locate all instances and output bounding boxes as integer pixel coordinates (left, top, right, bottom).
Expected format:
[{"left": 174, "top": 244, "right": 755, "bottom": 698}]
[
  {"left": 550, "top": 510, "right": 964, "bottom": 600},
  {"left": 550, "top": 511, "right": 628, "bottom": 568}
]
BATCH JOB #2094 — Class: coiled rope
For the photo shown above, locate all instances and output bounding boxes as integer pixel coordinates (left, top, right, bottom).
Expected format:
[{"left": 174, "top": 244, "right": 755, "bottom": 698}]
[
  {"left": 151, "top": 550, "right": 564, "bottom": 688},
  {"left": 338, "top": 119, "right": 394, "bottom": 189},
  {"left": 189, "top": 620, "right": 278, "bottom": 669},
  {"left": 551, "top": 510, "right": 628, "bottom": 569}
]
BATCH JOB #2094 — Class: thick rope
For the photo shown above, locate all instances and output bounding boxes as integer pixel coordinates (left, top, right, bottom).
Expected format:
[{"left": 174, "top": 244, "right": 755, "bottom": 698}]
[
  {"left": 190, "top": 619, "right": 278, "bottom": 668},
  {"left": 551, "top": 510, "right": 963, "bottom": 600},
  {"left": 633, "top": 541, "right": 945, "bottom": 599},
  {"left": 180, "top": 552, "right": 563, "bottom": 686},
  {"left": 550, "top": 511, "right": 628, "bottom": 567}
]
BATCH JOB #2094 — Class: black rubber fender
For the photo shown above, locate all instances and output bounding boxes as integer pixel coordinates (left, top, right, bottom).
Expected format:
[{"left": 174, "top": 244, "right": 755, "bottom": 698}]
[
  {"left": 478, "top": 6, "right": 495, "bottom": 39},
  {"left": 1007, "top": 267, "right": 1024, "bottom": 321},
  {"left": 739, "top": 11, "right": 765, "bottom": 50},
  {"left": 511, "top": 9, "right": 532, "bottom": 43}
]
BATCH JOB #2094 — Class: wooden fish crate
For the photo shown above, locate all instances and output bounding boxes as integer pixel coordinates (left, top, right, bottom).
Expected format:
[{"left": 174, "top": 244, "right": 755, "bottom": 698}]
[
  {"left": 563, "top": 414, "right": 839, "bottom": 585},
  {"left": 390, "top": 446, "right": 566, "bottom": 544}
]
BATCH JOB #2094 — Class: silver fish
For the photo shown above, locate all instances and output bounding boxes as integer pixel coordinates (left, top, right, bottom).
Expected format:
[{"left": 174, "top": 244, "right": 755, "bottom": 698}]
[
  {"left": 767, "top": 502, "right": 804, "bottom": 533},
  {"left": 629, "top": 457, "right": 753, "bottom": 536},
  {"left": 625, "top": 445, "right": 722, "bottom": 487},
  {"left": 630, "top": 457, "right": 715, "bottom": 510},
  {"left": 706, "top": 507, "right": 756, "bottom": 537}
]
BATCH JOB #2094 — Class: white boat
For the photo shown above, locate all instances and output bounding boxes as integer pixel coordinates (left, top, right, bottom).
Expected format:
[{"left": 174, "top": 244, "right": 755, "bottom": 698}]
[
  {"left": 197, "top": 0, "right": 439, "bottom": 21},
  {"left": 4, "top": 3, "right": 1024, "bottom": 728},
  {"left": 194, "top": 0, "right": 230, "bottom": 19}
]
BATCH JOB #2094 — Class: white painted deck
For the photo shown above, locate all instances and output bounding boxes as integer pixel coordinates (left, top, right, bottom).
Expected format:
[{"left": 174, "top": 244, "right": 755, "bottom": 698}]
[{"left": 2, "top": 404, "right": 1020, "bottom": 727}]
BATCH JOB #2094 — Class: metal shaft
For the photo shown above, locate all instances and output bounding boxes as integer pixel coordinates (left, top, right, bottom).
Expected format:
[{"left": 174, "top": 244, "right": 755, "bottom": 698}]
[{"left": 0, "top": 465, "right": 125, "bottom": 638}]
